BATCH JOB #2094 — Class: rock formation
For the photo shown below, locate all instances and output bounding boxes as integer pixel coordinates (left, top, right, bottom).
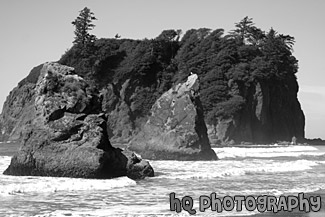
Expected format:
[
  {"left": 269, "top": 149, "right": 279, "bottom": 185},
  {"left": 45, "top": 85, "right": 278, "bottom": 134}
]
[
  {"left": 3, "top": 62, "right": 154, "bottom": 180},
  {"left": 0, "top": 27, "right": 307, "bottom": 147},
  {"left": 207, "top": 78, "right": 305, "bottom": 145},
  {"left": 128, "top": 74, "right": 218, "bottom": 160}
]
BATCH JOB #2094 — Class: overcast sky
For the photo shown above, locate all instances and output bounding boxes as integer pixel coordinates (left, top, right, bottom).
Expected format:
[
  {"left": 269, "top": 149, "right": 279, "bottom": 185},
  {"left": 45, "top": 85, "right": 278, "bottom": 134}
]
[{"left": 0, "top": 0, "right": 324, "bottom": 139}]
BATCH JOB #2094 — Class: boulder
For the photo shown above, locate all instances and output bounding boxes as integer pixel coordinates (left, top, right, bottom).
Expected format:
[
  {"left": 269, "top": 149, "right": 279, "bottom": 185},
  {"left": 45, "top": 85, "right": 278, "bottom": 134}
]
[
  {"left": 3, "top": 62, "right": 154, "bottom": 180},
  {"left": 128, "top": 74, "right": 218, "bottom": 160}
]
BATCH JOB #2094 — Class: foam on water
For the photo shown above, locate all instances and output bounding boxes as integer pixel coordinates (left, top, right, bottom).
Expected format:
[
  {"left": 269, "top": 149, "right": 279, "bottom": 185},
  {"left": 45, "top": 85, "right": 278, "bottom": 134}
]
[
  {"left": 150, "top": 159, "right": 320, "bottom": 180},
  {"left": 237, "top": 184, "right": 325, "bottom": 197},
  {"left": 0, "top": 175, "right": 136, "bottom": 195},
  {"left": 213, "top": 145, "right": 323, "bottom": 159},
  {"left": 31, "top": 201, "right": 259, "bottom": 217},
  {"left": 33, "top": 210, "right": 258, "bottom": 217}
]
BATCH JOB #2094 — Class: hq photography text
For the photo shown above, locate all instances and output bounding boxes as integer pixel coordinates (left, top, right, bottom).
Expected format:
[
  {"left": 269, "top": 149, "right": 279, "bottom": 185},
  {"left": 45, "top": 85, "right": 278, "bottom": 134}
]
[{"left": 169, "top": 192, "right": 321, "bottom": 215}]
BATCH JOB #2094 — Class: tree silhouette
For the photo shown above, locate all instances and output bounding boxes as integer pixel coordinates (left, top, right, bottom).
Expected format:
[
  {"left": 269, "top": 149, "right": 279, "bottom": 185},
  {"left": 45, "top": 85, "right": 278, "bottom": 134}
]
[
  {"left": 230, "top": 16, "right": 265, "bottom": 45},
  {"left": 72, "top": 7, "right": 97, "bottom": 48}
]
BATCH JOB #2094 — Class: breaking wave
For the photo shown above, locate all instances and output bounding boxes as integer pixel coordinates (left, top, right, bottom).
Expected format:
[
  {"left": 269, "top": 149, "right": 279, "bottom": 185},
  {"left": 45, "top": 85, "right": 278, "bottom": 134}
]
[
  {"left": 150, "top": 159, "right": 322, "bottom": 180},
  {"left": 0, "top": 175, "right": 136, "bottom": 195},
  {"left": 213, "top": 145, "right": 323, "bottom": 159}
]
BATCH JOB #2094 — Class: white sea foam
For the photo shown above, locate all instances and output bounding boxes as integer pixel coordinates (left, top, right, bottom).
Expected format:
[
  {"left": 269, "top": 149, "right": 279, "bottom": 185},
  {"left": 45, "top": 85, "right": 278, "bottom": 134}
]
[
  {"left": 151, "top": 159, "right": 320, "bottom": 180},
  {"left": 0, "top": 175, "right": 136, "bottom": 195},
  {"left": 0, "top": 175, "right": 136, "bottom": 196},
  {"left": 32, "top": 204, "right": 258, "bottom": 217},
  {"left": 236, "top": 184, "right": 325, "bottom": 197},
  {"left": 213, "top": 145, "right": 323, "bottom": 159}
]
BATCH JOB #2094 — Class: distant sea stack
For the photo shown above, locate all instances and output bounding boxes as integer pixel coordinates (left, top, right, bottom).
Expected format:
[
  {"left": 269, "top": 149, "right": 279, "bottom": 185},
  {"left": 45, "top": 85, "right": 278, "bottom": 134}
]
[
  {"left": 3, "top": 62, "right": 154, "bottom": 180},
  {"left": 0, "top": 24, "right": 305, "bottom": 146},
  {"left": 128, "top": 73, "right": 218, "bottom": 160}
]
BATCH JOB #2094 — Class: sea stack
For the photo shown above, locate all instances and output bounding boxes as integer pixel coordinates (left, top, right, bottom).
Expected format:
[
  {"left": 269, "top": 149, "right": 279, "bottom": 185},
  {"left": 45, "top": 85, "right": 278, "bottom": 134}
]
[
  {"left": 128, "top": 73, "right": 218, "bottom": 160},
  {"left": 3, "top": 62, "right": 154, "bottom": 180}
]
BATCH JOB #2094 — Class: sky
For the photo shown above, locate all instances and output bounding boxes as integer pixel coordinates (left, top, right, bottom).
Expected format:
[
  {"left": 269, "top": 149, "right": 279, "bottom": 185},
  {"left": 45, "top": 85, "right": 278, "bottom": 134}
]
[{"left": 0, "top": 0, "right": 324, "bottom": 139}]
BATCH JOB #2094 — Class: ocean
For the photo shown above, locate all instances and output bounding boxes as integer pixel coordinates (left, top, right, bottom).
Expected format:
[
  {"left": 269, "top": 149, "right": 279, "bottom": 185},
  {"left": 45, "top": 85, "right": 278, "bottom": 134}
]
[{"left": 0, "top": 142, "right": 324, "bottom": 217}]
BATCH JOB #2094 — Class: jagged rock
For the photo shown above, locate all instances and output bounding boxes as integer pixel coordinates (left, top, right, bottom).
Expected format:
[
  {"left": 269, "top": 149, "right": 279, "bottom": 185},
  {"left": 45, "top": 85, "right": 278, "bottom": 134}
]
[
  {"left": 3, "top": 62, "right": 154, "bottom": 180},
  {"left": 128, "top": 74, "right": 218, "bottom": 160}
]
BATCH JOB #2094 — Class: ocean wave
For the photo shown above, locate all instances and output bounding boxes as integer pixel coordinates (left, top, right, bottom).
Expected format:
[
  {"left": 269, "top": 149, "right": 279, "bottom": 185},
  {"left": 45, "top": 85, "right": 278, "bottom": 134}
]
[
  {"left": 0, "top": 176, "right": 136, "bottom": 195},
  {"left": 150, "top": 159, "right": 320, "bottom": 180},
  {"left": 213, "top": 145, "right": 323, "bottom": 159},
  {"left": 232, "top": 185, "right": 325, "bottom": 198}
]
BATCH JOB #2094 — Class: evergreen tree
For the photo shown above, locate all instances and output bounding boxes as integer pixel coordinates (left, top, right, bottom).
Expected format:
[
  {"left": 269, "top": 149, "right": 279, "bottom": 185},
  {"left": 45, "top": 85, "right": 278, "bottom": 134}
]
[
  {"left": 72, "top": 7, "right": 97, "bottom": 48},
  {"left": 230, "top": 16, "right": 265, "bottom": 46}
]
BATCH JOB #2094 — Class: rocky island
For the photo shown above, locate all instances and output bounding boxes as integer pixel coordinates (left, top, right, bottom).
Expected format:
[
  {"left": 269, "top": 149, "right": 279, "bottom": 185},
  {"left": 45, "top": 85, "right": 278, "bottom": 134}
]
[{"left": 0, "top": 16, "right": 307, "bottom": 177}]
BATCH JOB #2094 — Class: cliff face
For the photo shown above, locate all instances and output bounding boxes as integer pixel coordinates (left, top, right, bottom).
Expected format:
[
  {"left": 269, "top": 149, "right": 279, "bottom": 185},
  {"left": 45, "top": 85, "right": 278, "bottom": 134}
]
[{"left": 207, "top": 76, "right": 305, "bottom": 145}]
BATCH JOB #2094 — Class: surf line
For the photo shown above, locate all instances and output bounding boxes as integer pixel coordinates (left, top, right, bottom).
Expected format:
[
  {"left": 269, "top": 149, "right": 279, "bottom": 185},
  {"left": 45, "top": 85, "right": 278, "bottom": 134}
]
[{"left": 169, "top": 192, "right": 321, "bottom": 215}]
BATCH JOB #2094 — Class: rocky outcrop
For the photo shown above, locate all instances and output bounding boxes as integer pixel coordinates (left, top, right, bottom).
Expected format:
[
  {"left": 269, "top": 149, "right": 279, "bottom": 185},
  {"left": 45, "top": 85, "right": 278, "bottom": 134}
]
[
  {"left": 207, "top": 77, "right": 305, "bottom": 145},
  {"left": 3, "top": 62, "right": 154, "bottom": 180},
  {"left": 128, "top": 74, "right": 218, "bottom": 160}
]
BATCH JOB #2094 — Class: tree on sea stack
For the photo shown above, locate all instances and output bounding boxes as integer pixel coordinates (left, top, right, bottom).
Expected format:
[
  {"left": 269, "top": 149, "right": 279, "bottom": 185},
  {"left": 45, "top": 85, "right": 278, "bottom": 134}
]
[{"left": 72, "top": 7, "right": 97, "bottom": 53}]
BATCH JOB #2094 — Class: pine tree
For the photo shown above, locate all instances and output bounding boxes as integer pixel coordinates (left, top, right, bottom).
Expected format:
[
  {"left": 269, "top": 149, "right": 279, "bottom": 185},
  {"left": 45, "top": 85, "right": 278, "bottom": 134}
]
[{"left": 72, "top": 7, "right": 97, "bottom": 48}]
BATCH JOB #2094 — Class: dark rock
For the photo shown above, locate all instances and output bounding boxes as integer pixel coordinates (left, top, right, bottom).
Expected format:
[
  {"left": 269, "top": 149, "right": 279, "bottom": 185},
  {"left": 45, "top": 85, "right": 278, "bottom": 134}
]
[
  {"left": 207, "top": 78, "right": 305, "bottom": 145},
  {"left": 3, "top": 62, "right": 154, "bottom": 180},
  {"left": 101, "top": 80, "right": 136, "bottom": 143},
  {"left": 128, "top": 74, "right": 218, "bottom": 160}
]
